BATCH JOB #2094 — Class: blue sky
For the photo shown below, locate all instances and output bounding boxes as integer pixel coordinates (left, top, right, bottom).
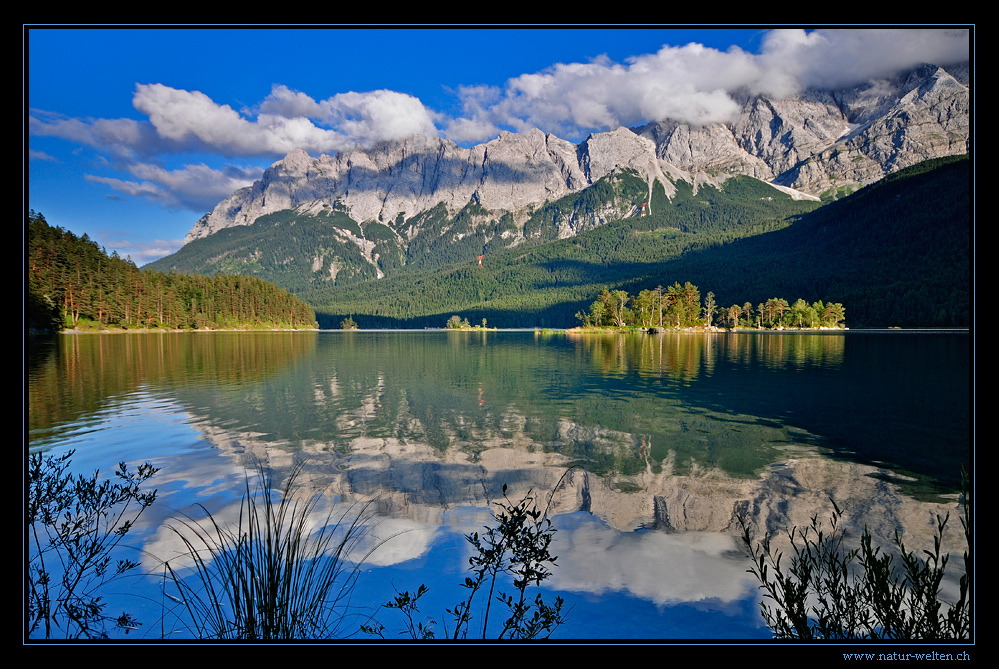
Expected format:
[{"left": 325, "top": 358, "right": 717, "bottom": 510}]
[{"left": 26, "top": 27, "right": 970, "bottom": 265}]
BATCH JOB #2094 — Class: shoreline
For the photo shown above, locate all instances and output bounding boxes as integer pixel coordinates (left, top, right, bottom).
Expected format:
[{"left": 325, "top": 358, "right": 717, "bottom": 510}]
[
  {"left": 36, "top": 326, "right": 972, "bottom": 336},
  {"left": 566, "top": 325, "right": 848, "bottom": 334},
  {"left": 37, "top": 326, "right": 321, "bottom": 335}
]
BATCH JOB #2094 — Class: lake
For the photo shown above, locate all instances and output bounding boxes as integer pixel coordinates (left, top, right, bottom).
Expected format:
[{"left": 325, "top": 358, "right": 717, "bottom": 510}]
[{"left": 26, "top": 329, "right": 971, "bottom": 641}]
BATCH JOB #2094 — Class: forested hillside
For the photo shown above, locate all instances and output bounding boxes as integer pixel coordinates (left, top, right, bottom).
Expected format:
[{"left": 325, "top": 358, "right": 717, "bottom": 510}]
[
  {"left": 309, "top": 156, "right": 968, "bottom": 329},
  {"left": 305, "top": 174, "right": 823, "bottom": 328},
  {"left": 144, "top": 168, "right": 660, "bottom": 289},
  {"left": 136, "top": 156, "right": 969, "bottom": 330},
  {"left": 623, "top": 155, "right": 971, "bottom": 327},
  {"left": 27, "top": 212, "right": 318, "bottom": 332}
]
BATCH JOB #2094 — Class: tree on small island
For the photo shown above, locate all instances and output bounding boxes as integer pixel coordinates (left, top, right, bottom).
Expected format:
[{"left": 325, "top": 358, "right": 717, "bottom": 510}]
[
  {"left": 445, "top": 315, "right": 493, "bottom": 330},
  {"left": 340, "top": 315, "right": 358, "bottom": 330},
  {"left": 576, "top": 283, "right": 845, "bottom": 330}
]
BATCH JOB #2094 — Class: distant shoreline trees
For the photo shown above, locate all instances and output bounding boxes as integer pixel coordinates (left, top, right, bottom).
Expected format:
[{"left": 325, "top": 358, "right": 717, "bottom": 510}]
[
  {"left": 28, "top": 211, "right": 318, "bottom": 332},
  {"left": 576, "top": 283, "right": 845, "bottom": 330}
]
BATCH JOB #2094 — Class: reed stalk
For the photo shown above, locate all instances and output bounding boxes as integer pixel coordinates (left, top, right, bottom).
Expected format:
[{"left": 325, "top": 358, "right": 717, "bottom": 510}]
[{"left": 163, "top": 462, "right": 367, "bottom": 640}]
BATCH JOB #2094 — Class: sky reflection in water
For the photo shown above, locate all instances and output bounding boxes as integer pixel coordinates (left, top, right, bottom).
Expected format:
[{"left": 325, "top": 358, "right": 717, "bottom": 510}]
[{"left": 26, "top": 330, "right": 970, "bottom": 640}]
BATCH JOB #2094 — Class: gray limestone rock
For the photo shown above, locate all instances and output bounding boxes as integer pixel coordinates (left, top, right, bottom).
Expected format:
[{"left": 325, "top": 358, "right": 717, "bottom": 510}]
[{"left": 184, "top": 62, "right": 968, "bottom": 245}]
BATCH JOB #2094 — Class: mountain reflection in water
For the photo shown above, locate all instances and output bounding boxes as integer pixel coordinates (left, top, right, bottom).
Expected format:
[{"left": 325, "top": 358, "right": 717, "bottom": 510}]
[{"left": 27, "top": 330, "right": 970, "bottom": 640}]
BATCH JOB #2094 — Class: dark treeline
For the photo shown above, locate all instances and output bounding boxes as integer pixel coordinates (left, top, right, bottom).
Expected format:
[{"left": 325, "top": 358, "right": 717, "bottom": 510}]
[
  {"left": 577, "top": 283, "right": 845, "bottom": 329},
  {"left": 632, "top": 156, "right": 970, "bottom": 327},
  {"left": 27, "top": 211, "right": 318, "bottom": 332}
]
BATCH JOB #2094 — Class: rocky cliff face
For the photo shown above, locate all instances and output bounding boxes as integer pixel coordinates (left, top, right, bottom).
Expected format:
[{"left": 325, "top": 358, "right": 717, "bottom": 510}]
[
  {"left": 636, "top": 63, "right": 969, "bottom": 195},
  {"left": 184, "top": 62, "right": 969, "bottom": 245}
]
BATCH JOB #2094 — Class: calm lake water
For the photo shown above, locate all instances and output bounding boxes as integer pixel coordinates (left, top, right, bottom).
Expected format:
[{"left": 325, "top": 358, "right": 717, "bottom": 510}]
[{"left": 26, "top": 329, "right": 971, "bottom": 641}]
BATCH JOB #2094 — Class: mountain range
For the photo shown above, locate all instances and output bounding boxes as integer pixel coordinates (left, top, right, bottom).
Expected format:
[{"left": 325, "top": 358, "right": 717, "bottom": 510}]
[{"left": 148, "top": 61, "right": 970, "bottom": 328}]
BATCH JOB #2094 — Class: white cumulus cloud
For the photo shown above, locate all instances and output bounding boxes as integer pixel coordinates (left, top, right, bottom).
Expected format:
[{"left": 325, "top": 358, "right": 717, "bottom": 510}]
[
  {"left": 29, "top": 109, "right": 169, "bottom": 159},
  {"left": 757, "top": 28, "right": 970, "bottom": 92},
  {"left": 31, "top": 28, "right": 969, "bottom": 217},
  {"left": 446, "top": 27, "right": 970, "bottom": 143},
  {"left": 129, "top": 83, "right": 439, "bottom": 156},
  {"left": 132, "top": 83, "right": 346, "bottom": 157},
  {"left": 86, "top": 161, "right": 261, "bottom": 212},
  {"left": 320, "top": 89, "right": 439, "bottom": 146}
]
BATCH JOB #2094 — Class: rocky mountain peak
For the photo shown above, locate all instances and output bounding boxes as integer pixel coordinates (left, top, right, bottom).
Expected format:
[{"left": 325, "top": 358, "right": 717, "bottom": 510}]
[{"left": 184, "top": 61, "right": 968, "bottom": 245}]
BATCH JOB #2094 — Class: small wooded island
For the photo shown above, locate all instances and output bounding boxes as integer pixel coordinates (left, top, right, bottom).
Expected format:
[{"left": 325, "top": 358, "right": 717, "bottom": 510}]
[
  {"left": 27, "top": 211, "right": 318, "bottom": 333},
  {"left": 444, "top": 315, "right": 495, "bottom": 330},
  {"left": 575, "top": 284, "right": 846, "bottom": 331}
]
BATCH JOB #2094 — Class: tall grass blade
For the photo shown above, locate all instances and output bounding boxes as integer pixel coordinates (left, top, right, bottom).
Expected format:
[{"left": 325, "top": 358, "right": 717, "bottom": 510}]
[{"left": 160, "top": 460, "right": 369, "bottom": 639}]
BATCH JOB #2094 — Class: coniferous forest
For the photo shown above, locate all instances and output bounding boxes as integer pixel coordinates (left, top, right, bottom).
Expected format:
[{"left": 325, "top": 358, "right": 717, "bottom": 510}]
[
  {"left": 33, "top": 155, "right": 970, "bottom": 332},
  {"left": 302, "top": 157, "right": 967, "bottom": 329},
  {"left": 27, "top": 211, "right": 318, "bottom": 332}
]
